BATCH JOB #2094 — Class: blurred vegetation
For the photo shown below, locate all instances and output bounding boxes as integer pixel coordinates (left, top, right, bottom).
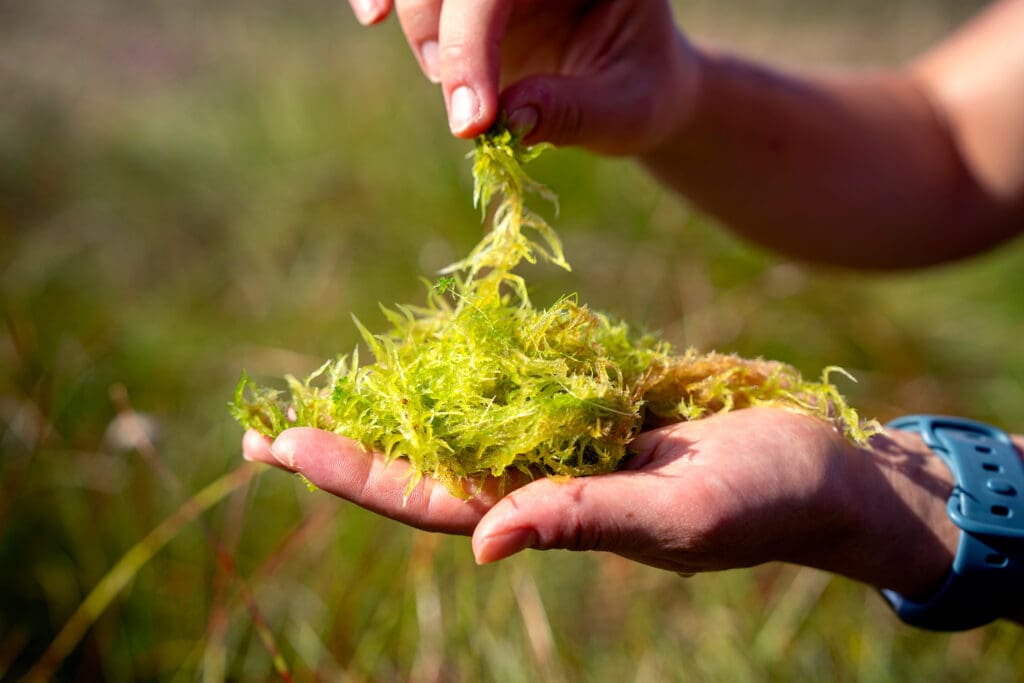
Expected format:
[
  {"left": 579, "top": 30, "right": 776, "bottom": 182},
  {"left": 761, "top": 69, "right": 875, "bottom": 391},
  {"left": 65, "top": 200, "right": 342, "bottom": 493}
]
[{"left": 2, "top": 0, "right": 1023, "bottom": 680}]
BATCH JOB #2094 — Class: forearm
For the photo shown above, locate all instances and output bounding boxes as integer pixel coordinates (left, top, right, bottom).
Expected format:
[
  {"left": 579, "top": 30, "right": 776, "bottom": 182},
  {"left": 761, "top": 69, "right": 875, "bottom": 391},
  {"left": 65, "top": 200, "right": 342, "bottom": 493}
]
[{"left": 639, "top": 47, "right": 1014, "bottom": 269}]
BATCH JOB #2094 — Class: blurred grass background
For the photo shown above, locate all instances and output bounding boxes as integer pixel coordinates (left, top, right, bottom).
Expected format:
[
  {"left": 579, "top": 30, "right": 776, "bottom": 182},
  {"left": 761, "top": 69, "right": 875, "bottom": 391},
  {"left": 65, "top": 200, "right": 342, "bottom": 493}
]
[{"left": 3, "top": 0, "right": 1024, "bottom": 680}]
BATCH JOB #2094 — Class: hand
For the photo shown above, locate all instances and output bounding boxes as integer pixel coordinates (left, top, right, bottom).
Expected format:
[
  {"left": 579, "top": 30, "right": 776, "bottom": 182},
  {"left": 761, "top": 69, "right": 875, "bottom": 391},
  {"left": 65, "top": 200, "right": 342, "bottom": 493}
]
[
  {"left": 346, "top": 0, "right": 700, "bottom": 154},
  {"left": 242, "top": 407, "right": 960, "bottom": 598}
]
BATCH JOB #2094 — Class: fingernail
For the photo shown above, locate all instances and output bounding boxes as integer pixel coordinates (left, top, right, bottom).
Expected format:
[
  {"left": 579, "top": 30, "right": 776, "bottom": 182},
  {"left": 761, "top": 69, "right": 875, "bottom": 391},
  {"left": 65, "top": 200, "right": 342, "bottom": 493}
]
[
  {"left": 352, "top": 0, "right": 379, "bottom": 25},
  {"left": 420, "top": 40, "right": 440, "bottom": 83},
  {"left": 507, "top": 106, "right": 538, "bottom": 138},
  {"left": 474, "top": 527, "right": 537, "bottom": 565},
  {"left": 449, "top": 85, "right": 480, "bottom": 135},
  {"left": 241, "top": 429, "right": 275, "bottom": 465},
  {"left": 269, "top": 436, "right": 297, "bottom": 470}
]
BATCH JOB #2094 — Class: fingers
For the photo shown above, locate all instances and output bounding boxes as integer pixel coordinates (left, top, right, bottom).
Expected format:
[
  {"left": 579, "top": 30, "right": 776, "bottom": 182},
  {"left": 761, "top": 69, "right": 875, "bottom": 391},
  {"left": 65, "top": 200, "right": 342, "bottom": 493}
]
[
  {"left": 352, "top": 0, "right": 695, "bottom": 150},
  {"left": 438, "top": 0, "right": 512, "bottom": 137},
  {"left": 347, "top": 0, "right": 439, "bottom": 80},
  {"left": 242, "top": 429, "right": 279, "bottom": 467},
  {"left": 352, "top": 0, "right": 509, "bottom": 136},
  {"left": 395, "top": 0, "right": 442, "bottom": 82},
  {"left": 348, "top": 0, "right": 392, "bottom": 26},
  {"left": 471, "top": 471, "right": 691, "bottom": 566},
  {"left": 501, "top": 74, "right": 615, "bottom": 151},
  {"left": 500, "top": 57, "right": 692, "bottom": 155},
  {"left": 496, "top": 2, "right": 695, "bottom": 153},
  {"left": 267, "top": 427, "right": 494, "bottom": 535}
]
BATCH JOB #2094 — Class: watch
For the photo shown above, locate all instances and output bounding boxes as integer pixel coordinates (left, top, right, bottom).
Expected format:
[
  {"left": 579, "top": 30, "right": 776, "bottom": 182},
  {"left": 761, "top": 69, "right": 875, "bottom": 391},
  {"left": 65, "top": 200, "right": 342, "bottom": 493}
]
[{"left": 881, "top": 414, "right": 1024, "bottom": 631}]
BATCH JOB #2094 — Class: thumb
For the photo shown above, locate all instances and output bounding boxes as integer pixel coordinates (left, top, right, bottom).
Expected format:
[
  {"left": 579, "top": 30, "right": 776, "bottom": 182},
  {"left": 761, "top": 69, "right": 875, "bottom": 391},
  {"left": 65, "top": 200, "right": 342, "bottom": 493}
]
[
  {"left": 500, "top": 69, "right": 683, "bottom": 155},
  {"left": 471, "top": 472, "right": 660, "bottom": 564}
]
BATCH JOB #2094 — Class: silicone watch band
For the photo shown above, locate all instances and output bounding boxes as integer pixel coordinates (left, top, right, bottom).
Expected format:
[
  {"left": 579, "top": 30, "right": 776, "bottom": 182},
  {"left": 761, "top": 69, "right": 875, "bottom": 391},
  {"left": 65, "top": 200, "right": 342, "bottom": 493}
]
[{"left": 881, "top": 415, "right": 1024, "bottom": 631}]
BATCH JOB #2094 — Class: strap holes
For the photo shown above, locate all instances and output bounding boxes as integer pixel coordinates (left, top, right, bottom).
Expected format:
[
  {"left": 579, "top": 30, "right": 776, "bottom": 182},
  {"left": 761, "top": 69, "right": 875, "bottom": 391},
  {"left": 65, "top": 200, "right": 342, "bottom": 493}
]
[
  {"left": 975, "top": 445, "right": 994, "bottom": 454},
  {"left": 983, "top": 463, "right": 1002, "bottom": 473},
  {"left": 985, "top": 553, "right": 1008, "bottom": 568},
  {"left": 991, "top": 504, "right": 1011, "bottom": 517}
]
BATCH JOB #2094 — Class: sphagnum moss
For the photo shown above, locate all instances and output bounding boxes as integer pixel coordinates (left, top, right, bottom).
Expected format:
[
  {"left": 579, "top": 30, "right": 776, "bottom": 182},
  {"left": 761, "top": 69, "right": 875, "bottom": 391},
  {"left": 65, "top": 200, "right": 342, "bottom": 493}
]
[{"left": 232, "top": 123, "right": 881, "bottom": 497}]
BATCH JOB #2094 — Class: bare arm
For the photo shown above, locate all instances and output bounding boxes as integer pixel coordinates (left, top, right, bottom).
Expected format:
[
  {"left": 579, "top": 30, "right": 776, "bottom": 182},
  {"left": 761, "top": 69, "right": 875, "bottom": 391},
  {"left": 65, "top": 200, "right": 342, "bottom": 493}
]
[
  {"left": 352, "top": 0, "right": 1024, "bottom": 269},
  {"left": 640, "top": 0, "right": 1024, "bottom": 269},
  {"left": 330, "top": 0, "right": 1024, "bottom": 625}
]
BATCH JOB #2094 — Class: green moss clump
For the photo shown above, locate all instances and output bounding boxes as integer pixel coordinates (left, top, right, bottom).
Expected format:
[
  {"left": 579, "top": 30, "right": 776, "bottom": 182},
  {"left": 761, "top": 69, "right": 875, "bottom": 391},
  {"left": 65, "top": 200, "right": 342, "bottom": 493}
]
[{"left": 232, "top": 124, "right": 881, "bottom": 497}]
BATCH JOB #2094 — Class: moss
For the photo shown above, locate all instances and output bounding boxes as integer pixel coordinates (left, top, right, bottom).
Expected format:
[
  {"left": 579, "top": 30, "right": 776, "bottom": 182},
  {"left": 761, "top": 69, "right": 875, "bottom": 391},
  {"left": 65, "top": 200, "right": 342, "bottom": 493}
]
[{"left": 232, "top": 123, "right": 881, "bottom": 497}]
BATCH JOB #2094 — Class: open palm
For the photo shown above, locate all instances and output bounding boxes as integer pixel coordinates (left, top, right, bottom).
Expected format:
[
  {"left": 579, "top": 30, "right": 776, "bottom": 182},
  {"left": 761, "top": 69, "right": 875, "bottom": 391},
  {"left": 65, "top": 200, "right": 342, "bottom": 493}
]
[{"left": 244, "top": 406, "right": 954, "bottom": 595}]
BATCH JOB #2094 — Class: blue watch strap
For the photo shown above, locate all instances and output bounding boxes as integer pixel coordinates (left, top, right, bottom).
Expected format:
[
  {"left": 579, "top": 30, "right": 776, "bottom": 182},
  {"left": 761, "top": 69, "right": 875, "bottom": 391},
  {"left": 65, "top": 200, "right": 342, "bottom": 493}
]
[{"left": 881, "top": 415, "right": 1024, "bottom": 631}]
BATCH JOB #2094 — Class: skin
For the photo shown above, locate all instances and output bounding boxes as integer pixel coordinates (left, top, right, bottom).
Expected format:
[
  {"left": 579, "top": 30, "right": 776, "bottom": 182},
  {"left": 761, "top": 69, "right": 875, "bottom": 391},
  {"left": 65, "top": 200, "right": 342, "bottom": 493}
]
[
  {"left": 243, "top": 0, "right": 1024, "bottom": 625},
  {"left": 350, "top": 0, "right": 1024, "bottom": 267},
  {"left": 243, "top": 414, "right": 1024, "bottom": 624},
  {"left": 243, "top": 412, "right": 960, "bottom": 593}
]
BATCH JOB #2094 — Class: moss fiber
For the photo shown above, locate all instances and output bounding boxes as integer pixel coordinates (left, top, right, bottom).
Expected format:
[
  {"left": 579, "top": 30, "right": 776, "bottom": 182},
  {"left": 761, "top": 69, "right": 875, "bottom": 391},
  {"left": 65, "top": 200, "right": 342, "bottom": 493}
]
[{"left": 232, "top": 124, "right": 881, "bottom": 497}]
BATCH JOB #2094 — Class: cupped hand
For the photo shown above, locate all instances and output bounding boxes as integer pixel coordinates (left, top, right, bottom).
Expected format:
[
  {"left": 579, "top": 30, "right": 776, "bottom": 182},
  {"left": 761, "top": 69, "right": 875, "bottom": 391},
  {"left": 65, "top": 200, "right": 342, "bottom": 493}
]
[
  {"left": 242, "top": 407, "right": 958, "bottom": 596},
  {"left": 346, "top": 0, "right": 700, "bottom": 154}
]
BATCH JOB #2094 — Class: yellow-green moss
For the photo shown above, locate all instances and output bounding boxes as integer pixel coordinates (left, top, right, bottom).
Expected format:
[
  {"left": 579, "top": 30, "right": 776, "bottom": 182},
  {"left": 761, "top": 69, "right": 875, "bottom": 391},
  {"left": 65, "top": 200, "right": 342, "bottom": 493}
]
[{"left": 232, "top": 123, "right": 881, "bottom": 496}]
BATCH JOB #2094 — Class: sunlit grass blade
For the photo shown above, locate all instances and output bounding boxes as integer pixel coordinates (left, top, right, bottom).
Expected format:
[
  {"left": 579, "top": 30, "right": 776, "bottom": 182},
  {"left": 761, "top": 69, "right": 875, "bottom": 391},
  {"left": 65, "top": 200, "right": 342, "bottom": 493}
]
[
  {"left": 25, "top": 464, "right": 263, "bottom": 683},
  {"left": 114, "top": 387, "right": 294, "bottom": 681}
]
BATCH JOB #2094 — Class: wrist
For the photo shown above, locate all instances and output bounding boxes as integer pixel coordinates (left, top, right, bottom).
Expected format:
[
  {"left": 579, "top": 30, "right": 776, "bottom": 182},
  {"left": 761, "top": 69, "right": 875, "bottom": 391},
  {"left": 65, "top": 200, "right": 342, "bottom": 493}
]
[
  {"left": 880, "top": 417, "right": 1024, "bottom": 629},
  {"left": 860, "top": 429, "right": 961, "bottom": 597},
  {"left": 801, "top": 428, "right": 959, "bottom": 599},
  {"left": 848, "top": 420, "right": 1024, "bottom": 628}
]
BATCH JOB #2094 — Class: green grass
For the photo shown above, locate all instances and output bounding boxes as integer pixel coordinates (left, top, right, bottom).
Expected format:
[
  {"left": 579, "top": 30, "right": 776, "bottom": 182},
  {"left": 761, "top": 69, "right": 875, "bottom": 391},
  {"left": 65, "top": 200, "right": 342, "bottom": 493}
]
[{"left": 2, "top": 0, "right": 1023, "bottom": 680}]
